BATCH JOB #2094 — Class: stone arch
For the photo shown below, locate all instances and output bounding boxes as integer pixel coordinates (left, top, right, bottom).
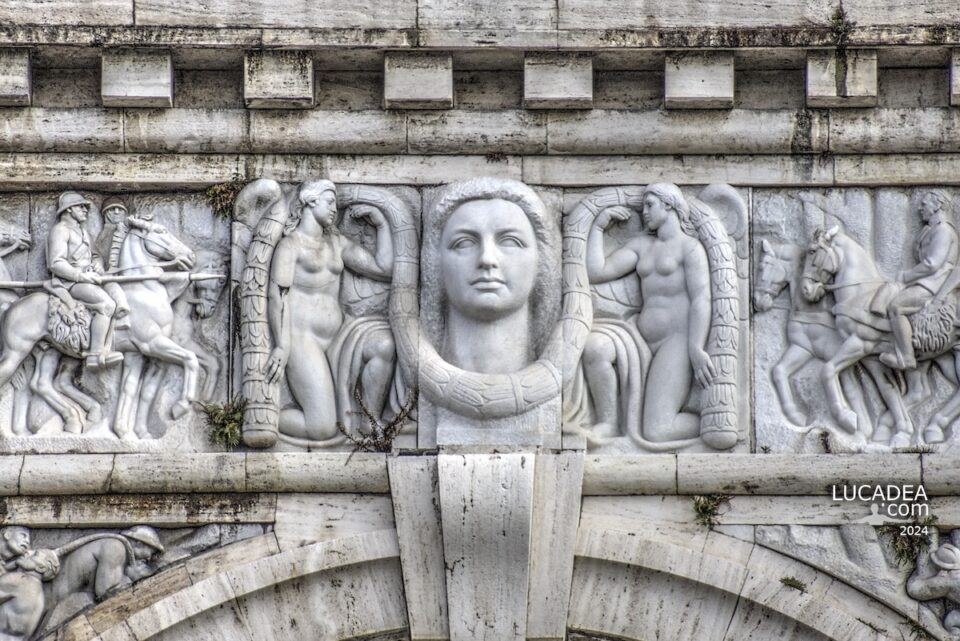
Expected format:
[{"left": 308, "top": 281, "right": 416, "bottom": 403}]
[
  {"left": 567, "top": 524, "right": 927, "bottom": 641},
  {"left": 42, "top": 529, "right": 408, "bottom": 641}
]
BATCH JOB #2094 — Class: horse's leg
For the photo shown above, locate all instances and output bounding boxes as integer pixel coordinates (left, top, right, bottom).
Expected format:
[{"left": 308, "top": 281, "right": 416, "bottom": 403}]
[
  {"left": 771, "top": 344, "right": 814, "bottom": 426},
  {"left": 924, "top": 350, "right": 960, "bottom": 444},
  {"left": 186, "top": 339, "right": 219, "bottom": 403},
  {"left": 134, "top": 360, "right": 165, "bottom": 438},
  {"left": 54, "top": 358, "right": 101, "bottom": 423},
  {"left": 9, "top": 354, "right": 31, "bottom": 436},
  {"left": 139, "top": 335, "right": 199, "bottom": 419},
  {"left": 29, "top": 350, "right": 84, "bottom": 434},
  {"left": 839, "top": 366, "right": 870, "bottom": 438},
  {"left": 821, "top": 334, "right": 871, "bottom": 433},
  {"left": 862, "top": 358, "right": 915, "bottom": 448},
  {"left": 114, "top": 354, "right": 144, "bottom": 440},
  {"left": 904, "top": 361, "right": 933, "bottom": 406}
]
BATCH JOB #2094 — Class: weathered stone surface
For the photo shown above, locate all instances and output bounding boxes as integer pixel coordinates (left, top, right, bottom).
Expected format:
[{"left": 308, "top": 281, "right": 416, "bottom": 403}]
[
  {"left": 0, "top": 153, "right": 524, "bottom": 189},
  {"left": 407, "top": 110, "right": 547, "bottom": 154},
  {"left": 249, "top": 110, "right": 407, "bottom": 153},
  {"left": 806, "top": 49, "right": 878, "bottom": 108},
  {"left": 243, "top": 50, "right": 314, "bottom": 109},
  {"left": 523, "top": 53, "right": 593, "bottom": 109},
  {"left": 123, "top": 109, "right": 249, "bottom": 153},
  {"left": 388, "top": 456, "right": 448, "bottom": 641},
  {"left": 527, "top": 452, "right": 583, "bottom": 641},
  {"left": 18, "top": 454, "right": 113, "bottom": 494},
  {"left": 0, "top": 109, "right": 123, "bottom": 152},
  {"left": 0, "top": 454, "right": 21, "bottom": 496},
  {"left": 32, "top": 68, "right": 100, "bottom": 108},
  {"left": 439, "top": 453, "right": 534, "bottom": 641},
  {"left": 384, "top": 53, "right": 454, "bottom": 109},
  {"left": 546, "top": 109, "right": 827, "bottom": 155},
  {"left": 0, "top": 48, "right": 30, "bottom": 106},
  {"left": 0, "top": 0, "right": 133, "bottom": 25},
  {"left": 558, "top": 0, "right": 835, "bottom": 30},
  {"left": 522, "top": 154, "right": 834, "bottom": 186},
  {"left": 246, "top": 453, "right": 390, "bottom": 493},
  {"left": 110, "top": 454, "right": 245, "bottom": 493},
  {"left": 581, "top": 454, "right": 677, "bottom": 495},
  {"left": 454, "top": 71, "right": 523, "bottom": 110},
  {"left": 664, "top": 51, "right": 734, "bottom": 109},
  {"left": 952, "top": 49, "right": 960, "bottom": 108},
  {"left": 835, "top": 154, "right": 960, "bottom": 185},
  {"left": 272, "top": 494, "right": 395, "bottom": 551},
  {"left": 830, "top": 108, "right": 960, "bottom": 153},
  {"left": 183, "top": 532, "right": 280, "bottom": 583},
  {"left": 677, "top": 454, "right": 921, "bottom": 494},
  {"left": 419, "top": 0, "right": 557, "bottom": 48},
  {"left": 136, "top": 0, "right": 416, "bottom": 28},
  {"left": 0, "top": 494, "right": 276, "bottom": 527},
  {"left": 101, "top": 51, "right": 173, "bottom": 108}
]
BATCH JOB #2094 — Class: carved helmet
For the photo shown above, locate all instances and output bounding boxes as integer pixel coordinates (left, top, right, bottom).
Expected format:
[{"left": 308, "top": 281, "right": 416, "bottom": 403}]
[
  {"left": 931, "top": 543, "right": 960, "bottom": 571},
  {"left": 100, "top": 196, "right": 128, "bottom": 216},
  {"left": 121, "top": 525, "right": 165, "bottom": 554},
  {"left": 56, "top": 191, "right": 93, "bottom": 216}
]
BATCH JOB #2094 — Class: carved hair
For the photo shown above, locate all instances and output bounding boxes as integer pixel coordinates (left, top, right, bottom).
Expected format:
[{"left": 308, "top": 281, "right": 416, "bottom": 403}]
[
  {"left": 284, "top": 179, "right": 337, "bottom": 236},
  {"left": 421, "top": 177, "right": 560, "bottom": 359},
  {"left": 919, "top": 188, "right": 951, "bottom": 213},
  {"left": 643, "top": 182, "right": 696, "bottom": 236}
]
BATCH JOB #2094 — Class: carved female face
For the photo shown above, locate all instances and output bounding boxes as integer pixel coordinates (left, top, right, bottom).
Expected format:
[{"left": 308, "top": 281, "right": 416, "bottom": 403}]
[
  {"left": 439, "top": 198, "right": 538, "bottom": 321},
  {"left": 642, "top": 193, "right": 672, "bottom": 231},
  {"left": 302, "top": 190, "right": 337, "bottom": 229}
]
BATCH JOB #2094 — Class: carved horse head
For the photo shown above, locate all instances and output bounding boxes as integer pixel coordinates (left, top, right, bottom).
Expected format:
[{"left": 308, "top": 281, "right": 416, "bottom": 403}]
[
  {"left": 753, "top": 239, "right": 789, "bottom": 312},
  {"left": 800, "top": 226, "right": 841, "bottom": 303},
  {"left": 120, "top": 226, "right": 196, "bottom": 275}
]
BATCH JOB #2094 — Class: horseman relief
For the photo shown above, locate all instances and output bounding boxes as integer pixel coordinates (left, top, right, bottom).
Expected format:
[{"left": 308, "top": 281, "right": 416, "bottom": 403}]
[
  {"left": 754, "top": 188, "right": 960, "bottom": 452},
  {"left": 563, "top": 183, "right": 750, "bottom": 453},
  {"left": 0, "top": 191, "right": 228, "bottom": 451}
]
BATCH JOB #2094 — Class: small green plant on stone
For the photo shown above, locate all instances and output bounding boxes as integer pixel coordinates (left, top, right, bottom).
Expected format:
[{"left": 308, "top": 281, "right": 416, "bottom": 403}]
[
  {"left": 779, "top": 576, "right": 807, "bottom": 593},
  {"left": 903, "top": 617, "right": 934, "bottom": 641},
  {"left": 878, "top": 515, "right": 939, "bottom": 568},
  {"left": 692, "top": 495, "right": 731, "bottom": 528},
  {"left": 339, "top": 385, "right": 418, "bottom": 454},
  {"left": 201, "top": 397, "right": 247, "bottom": 450},
  {"left": 206, "top": 174, "right": 248, "bottom": 220}
]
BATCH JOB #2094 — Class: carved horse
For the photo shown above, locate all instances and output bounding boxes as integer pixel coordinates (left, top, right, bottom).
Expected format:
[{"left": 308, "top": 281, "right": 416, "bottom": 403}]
[
  {"left": 0, "top": 225, "right": 202, "bottom": 440},
  {"left": 755, "top": 238, "right": 914, "bottom": 442},
  {"left": 801, "top": 226, "right": 960, "bottom": 446}
]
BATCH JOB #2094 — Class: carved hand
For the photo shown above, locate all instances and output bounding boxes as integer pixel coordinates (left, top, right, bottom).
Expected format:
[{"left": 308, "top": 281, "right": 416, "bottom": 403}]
[
  {"left": 691, "top": 348, "right": 717, "bottom": 388},
  {"left": 596, "top": 206, "right": 632, "bottom": 230},
  {"left": 351, "top": 205, "right": 386, "bottom": 228},
  {"left": 265, "top": 347, "right": 288, "bottom": 384},
  {"left": 77, "top": 271, "right": 102, "bottom": 285}
]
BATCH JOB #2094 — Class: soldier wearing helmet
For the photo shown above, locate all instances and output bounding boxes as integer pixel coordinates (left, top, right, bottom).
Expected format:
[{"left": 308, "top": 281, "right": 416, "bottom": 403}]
[{"left": 46, "top": 191, "right": 125, "bottom": 369}]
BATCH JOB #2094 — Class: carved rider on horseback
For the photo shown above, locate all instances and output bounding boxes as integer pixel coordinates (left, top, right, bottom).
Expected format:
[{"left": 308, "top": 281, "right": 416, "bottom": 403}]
[
  {"left": 47, "top": 192, "right": 125, "bottom": 370},
  {"left": 881, "top": 190, "right": 959, "bottom": 370}
]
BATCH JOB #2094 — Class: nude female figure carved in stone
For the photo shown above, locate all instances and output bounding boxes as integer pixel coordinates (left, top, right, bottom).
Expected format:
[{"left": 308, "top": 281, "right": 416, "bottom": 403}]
[
  {"left": 585, "top": 183, "right": 715, "bottom": 442},
  {"left": 263, "top": 181, "right": 395, "bottom": 443},
  {"left": 569, "top": 183, "right": 742, "bottom": 451},
  {"left": 238, "top": 179, "right": 398, "bottom": 448}
]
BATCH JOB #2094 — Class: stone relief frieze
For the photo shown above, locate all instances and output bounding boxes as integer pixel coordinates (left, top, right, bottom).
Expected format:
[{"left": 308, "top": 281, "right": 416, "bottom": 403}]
[
  {"left": 562, "top": 184, "right": 750, "bottom": 453},
  {"left": 754, "top": 188, "right": 960, "bottom": 453},
  {"left": 0, "top": 523, "right": 266, "bottom": 640},
  {"left": 0, "top": 192, "right": 228, "bottom": 453},
  {"left": 907, "top": 528, "right": 960, "bottom": 636},
  {"left": 0, "top": 178, "right": 756, "bottom": 454}
]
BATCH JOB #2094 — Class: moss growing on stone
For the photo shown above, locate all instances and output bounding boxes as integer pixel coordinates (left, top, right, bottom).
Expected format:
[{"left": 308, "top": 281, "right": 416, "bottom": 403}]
[
  {"left": 779, "top": 576, "right": 807, "bottom": 593},
  {"left": 201, "top": 397, "right": 247, "bottom": 450},
  {"left": 878, "top": 515, "right": 939, "bottom": 568},
  {"left": 206, "top": 175, "right": 248, "bottom": 220},
  {"left": 691, "top": 495, "right": 731, "bottom": 528}
]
